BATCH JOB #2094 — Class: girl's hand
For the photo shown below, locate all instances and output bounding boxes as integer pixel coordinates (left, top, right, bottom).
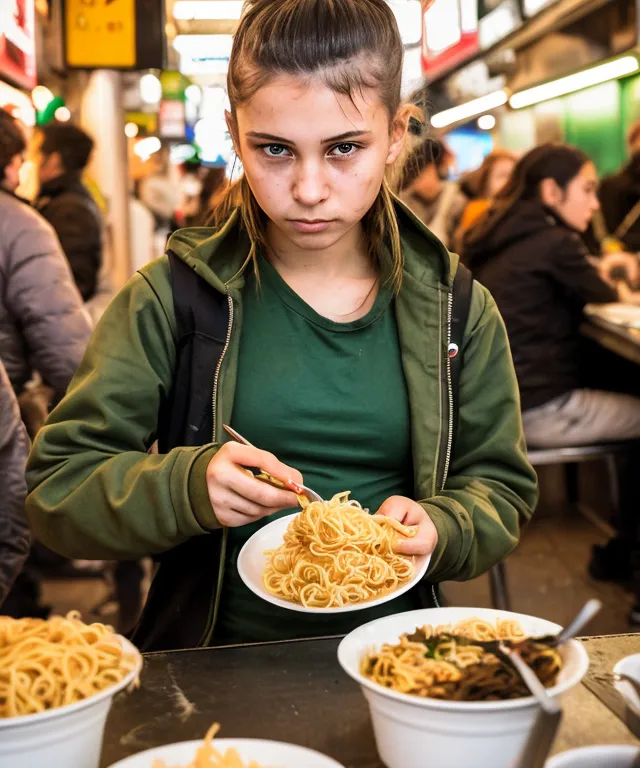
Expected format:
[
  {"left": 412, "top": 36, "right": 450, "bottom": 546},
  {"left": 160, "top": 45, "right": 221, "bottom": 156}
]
[
  {"left": 376, "top": 496, "right": 438, "bottom": 556},
  {"left": 206, "top": 442, "right": 303, "bottom": 527}
]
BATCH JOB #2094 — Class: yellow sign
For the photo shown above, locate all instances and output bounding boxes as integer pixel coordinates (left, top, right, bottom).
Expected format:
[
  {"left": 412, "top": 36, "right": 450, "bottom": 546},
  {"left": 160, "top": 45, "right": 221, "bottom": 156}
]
[{"left": 65, "top": 0, "right": 136, "bottom": 68}]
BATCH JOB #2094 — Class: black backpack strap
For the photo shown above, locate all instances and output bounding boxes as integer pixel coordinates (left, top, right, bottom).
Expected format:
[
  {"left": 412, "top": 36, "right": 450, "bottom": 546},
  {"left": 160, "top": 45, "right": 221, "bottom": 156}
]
[
  {"left": 449, "top": 263, "right": 474, "bottom": 447},
  {"left": 157, "top": 250, "right": 229, "bottom": 452}
]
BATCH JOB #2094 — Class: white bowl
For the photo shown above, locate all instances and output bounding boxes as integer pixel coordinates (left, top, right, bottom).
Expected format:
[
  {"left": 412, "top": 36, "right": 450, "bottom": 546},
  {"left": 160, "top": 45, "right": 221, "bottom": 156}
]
[
  {"left": 0, "top": 636, "right": 142, "bottom": 768},
  {"left": 546, "top": 745, "right": 640, "bottom": 767},
  {"left": 338, "top": 607, "right": 590, "bottom": 768},
  {"left": 108, "top": 738, "right": 346, "bottom": 767},
  {"left": 238, "top": 511, "right": 430, "bottom": 613},
  {"left": 614, "top": 653, "right": 640, "bottom": 737}
]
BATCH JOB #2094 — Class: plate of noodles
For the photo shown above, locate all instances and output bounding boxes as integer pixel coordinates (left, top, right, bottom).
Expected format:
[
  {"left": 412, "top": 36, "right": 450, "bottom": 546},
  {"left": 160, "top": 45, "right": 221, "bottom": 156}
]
[
  {"left": 237, "top": 492, "right": 430, "bottom": 613},
  {"left": 337, "top": 607, "right": 590, "bottom": 768},
  {"left": 108, "top": 722, "right": 345, "bottom": 767},
  {"left": 0, "top": 612, "right": 142, "bottom": 768}
]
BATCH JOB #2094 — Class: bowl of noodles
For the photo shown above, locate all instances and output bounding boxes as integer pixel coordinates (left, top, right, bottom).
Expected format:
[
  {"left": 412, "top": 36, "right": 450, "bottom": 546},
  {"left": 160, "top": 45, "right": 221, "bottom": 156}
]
[
  {"left": 338, "top": 607, "right": 589, "bottom": 768},
  {"left": 237, "top": 492, "right": 430, "bottom": 613},
  {"left": 108, "top": 722, "right": 346, "bottom": 767},
  {"left": 0, "top": 612, "right": 142, "bottom": 768}
]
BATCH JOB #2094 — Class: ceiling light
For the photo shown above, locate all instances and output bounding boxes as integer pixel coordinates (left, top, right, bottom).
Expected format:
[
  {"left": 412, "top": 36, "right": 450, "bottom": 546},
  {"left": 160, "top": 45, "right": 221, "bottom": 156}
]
[
  {"left": 185, "top": 84, "right": 202, "bottom": 105},
  {"left": 510, "top": 55, "right": 639, "bottom": 109},
  {"left": 54, "top": 106, "right": 71, "bottom": 122},
  {"left": 173, "top": 1, "right": 243, "bottom": 20},
  {"left": 140, "top": 73, "right": 162, "bottom": 105},
  {"left": 134, "top": 136, "right": 162, "bottom": 161},
  {"left": 173, "top": 34, "right": 234, "bottom": 57},
  {"left": 477, "top": 114, "right": 496, "bottom": 130},
  {"left": 31, "top": 85, "right": 54, "bottom": 112},
  {"left": 431, "top": 90, "right": 508, "bottom": 129},
  {"left": 124, "top": 122, "right": 139, "bottom": 138}
]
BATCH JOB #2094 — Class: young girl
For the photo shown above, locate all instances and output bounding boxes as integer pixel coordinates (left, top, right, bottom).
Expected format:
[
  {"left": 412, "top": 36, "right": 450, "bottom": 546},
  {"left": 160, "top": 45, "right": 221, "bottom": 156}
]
[{"left": 26, "top": 0, "right": 537, "bottom": 651}]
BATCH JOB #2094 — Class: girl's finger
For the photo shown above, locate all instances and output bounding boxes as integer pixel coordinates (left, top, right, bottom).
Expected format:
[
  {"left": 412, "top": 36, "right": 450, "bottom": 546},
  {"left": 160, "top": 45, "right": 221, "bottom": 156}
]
[
  {"left": 225, "top": 467, "right": 300, "bottom": 510},
  {"left": 213, "top": 489, "right": 283, "bottom": 525},
  {"left": 224, "top": 442, "right": 304, "bottom": 487}
]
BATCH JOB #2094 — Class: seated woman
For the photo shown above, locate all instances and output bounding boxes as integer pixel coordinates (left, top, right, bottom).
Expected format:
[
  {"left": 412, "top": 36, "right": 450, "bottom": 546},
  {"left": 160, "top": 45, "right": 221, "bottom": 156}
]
[{"left": 463, "top": 143, "right": 640, "bottom": 597}]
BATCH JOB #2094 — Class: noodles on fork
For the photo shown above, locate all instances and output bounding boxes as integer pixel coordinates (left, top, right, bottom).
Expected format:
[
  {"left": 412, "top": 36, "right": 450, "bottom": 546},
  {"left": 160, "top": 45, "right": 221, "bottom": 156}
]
[{"left": 263, "top": 492, "right": 417, "bottom": 608}]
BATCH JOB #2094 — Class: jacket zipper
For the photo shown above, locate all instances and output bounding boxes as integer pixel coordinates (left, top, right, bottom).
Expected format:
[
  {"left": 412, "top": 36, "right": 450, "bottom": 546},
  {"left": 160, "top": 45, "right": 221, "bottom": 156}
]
[
  {"left": 200, "top": 293, "right": 234, "bottom": 647},
  {"left": 441, "top": 290, "right": 454, "bottom": 492},
  {"left": 432, "top": 288, "right": 454, "bottom": 610}
]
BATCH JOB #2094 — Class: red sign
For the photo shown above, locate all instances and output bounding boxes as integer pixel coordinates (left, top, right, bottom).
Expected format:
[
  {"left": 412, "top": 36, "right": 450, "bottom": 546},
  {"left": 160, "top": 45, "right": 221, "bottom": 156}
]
[
  {"left": 0, "top": 0, "right": 36, "bottom": 89},
  {"left": 421, "top": 0, "right": 479, "bottom": 83}
]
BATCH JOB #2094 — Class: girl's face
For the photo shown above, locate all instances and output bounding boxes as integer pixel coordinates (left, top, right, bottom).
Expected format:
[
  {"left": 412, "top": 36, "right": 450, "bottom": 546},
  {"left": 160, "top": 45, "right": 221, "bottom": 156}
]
[
  {"left": 541, "top": 161, "right": 600, "bottom": 233},
  {"left": 231, "top": 75, "right": 407, "bottom": 252},
  {"left": 486, "top": 157, "right": 515, "bottom": 198}
]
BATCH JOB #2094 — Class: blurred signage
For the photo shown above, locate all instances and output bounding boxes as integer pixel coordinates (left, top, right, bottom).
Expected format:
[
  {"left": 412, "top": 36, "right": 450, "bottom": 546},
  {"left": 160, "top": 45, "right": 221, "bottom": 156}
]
[
  {"left": 478, "top": 0, "right": 522, "bottom": 50},
  {"left": 160, "top": 71, "right": 189, "bottom": 101},
  {"left": 65, "top": 0, "right": 136, "bottom": 67},
  {"left": 421, "top": 0, "right": 479, "bottom": 82},
  {"left": 0, "top": 0, "right": 36, "bottom": 89},
  {"left": 158, "top": 100, "right": 186, "bottom": 139},
  {"left": 64, "top": 0, "right": 165, "bottom": 70},
  {"left": 125, "top": 110, "right": 157, "bottom": 136}
]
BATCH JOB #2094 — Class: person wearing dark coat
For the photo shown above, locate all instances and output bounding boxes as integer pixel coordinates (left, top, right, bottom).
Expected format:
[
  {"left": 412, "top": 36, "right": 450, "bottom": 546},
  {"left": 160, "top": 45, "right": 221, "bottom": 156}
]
[
  {"left": 599, "top": 122, "right": 640, "bottom": 254},
  {"left": 31, "top": 122, "right": 103, "bottom": 302}
]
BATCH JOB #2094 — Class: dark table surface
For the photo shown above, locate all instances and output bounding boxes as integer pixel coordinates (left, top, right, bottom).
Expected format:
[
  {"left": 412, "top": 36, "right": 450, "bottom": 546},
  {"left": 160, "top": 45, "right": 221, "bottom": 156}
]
[
  {"left": 582, "top": 316, "right": 640, "bottom": 366},
  {"left": 101, "top": 634, "right": 640, "bottom": 767}
]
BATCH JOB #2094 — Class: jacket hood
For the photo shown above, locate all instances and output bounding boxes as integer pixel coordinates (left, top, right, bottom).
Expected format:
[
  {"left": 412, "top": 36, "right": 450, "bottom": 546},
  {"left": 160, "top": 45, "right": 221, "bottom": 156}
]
[
  {"left": 464, "top": 200, "right": 565, "bottom": 271},
  {"left": 166, "top": 198, "right": 457, "bottom": 295}
]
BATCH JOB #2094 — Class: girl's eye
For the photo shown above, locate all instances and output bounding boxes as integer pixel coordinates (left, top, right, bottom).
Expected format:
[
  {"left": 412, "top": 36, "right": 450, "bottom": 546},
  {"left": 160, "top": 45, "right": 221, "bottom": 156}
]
[
  {"left": 262, "top": 144, "right": 290, "bottom": 157},
  {"left": 330, "top": 143, "right": 358, "bottom": 157}
]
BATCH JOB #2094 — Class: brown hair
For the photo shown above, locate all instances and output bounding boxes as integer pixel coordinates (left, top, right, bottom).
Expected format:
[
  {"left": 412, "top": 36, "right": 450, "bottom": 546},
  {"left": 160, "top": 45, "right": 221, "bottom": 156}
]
[
  {"left": 464, "top": 143, "right": 590, "bottom": 255},
  {"left": 0, "top": 108, "right": 26, "bottom": 185},
  {"left": 463, "top": 149, "right": 517, "bottom": 199},
  {"left": 214, "top": 0, "right": 408, "bottom": 290}
]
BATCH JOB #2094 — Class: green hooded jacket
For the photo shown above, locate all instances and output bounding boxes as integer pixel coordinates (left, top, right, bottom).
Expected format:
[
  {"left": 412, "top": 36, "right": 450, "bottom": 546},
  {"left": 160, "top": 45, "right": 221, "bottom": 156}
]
[{"left": 25, "top": 203, "right": 538, "bottom": 650}]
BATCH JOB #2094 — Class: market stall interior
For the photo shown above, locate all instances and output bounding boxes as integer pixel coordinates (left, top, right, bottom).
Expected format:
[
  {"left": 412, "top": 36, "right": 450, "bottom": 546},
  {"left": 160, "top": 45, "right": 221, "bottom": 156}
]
[{"left": 3, "top": 0, "right": 640, "bottom": 766}]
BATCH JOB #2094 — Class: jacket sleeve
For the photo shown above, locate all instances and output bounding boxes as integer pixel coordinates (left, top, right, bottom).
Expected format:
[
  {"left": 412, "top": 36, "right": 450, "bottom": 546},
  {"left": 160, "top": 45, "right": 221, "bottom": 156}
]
[
  {"left": 550, "top": 232, "right": 616, "bottom": 306},
  {"left": 40, "top": 196, "right": 102, "bottom": 301},
  {"left": 0, "top": 360, "right": 30, "bottom": 606},
  {"left": 25, "top": 266, "right": 221, "bottom": 561},
  {"left": 5, "top": 212, "right": 93, "bottom": 399},
  {"left": 424, "top": 283, "right": 538, "bottom": 582}
]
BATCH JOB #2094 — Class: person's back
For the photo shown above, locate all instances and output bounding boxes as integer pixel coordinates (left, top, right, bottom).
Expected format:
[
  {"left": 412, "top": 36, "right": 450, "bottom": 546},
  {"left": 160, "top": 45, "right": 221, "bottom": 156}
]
[{"left": 31, "top": 122, "right": 103, "bottom": 302}]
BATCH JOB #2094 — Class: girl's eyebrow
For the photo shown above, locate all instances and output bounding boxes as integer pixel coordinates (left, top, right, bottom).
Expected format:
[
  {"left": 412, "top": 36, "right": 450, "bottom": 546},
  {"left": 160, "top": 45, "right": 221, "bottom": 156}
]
[{"left": 245, "top": 130, "right": 373, "bottom": 144}]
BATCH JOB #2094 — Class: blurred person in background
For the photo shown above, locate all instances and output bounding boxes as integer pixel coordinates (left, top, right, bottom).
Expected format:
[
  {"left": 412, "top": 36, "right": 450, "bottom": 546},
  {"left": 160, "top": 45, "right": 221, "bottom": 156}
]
[
  {"left": 31, "top": 122, "right": 103, "bottom": 303},
  {"left": 598, "top": 121, "right": 640, "bottom": 254},
  {"left": 463, "top": 143, "right": 640, "bottom": 599},
  {"left": 172, "top": 165, "right": 229, "bottom": 231},
  {"left": 0, "top": 107, "right": 92, "bottom": 617},
  {"left": 397, "top": 138, "right": 467, "bottom": 249},
  {"left": 0, "top": 358, "right": 31, "bottom": 613},
  {"left": 455, "top": 149, "right": 517, "bottom": 252}
]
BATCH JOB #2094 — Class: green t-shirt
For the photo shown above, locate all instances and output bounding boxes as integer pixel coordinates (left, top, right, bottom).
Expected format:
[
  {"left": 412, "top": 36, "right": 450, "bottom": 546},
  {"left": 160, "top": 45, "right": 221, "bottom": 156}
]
[{"left": 215, "top": 257, "right": 418, "bottom": 644}]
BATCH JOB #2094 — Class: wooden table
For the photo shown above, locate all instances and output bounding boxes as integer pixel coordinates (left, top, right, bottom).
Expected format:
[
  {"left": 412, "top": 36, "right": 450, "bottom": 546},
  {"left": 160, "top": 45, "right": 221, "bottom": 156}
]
[{"left": 100, "top": 634, "right": 640, "bottom": 767}]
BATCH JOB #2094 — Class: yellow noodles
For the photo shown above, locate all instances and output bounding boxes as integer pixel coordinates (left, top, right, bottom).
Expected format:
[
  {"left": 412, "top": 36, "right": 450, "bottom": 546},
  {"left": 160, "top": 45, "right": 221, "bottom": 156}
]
[
  {"left": 0, "top": 612, "right": 139, "bottom": 718},
  {"left": 264, "top": 492, "right": 416, "bottom": 608},
  {"left": 153, "top": 723, "right": 268, "bottom": 768},
  {"left": 361, "top": 617, "right": 563, "bottom": 702}
]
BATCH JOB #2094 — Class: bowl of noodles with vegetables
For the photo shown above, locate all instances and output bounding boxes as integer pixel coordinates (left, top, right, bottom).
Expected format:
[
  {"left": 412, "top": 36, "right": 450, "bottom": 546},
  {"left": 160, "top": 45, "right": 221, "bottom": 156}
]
[
  {"left": 338, "top": 606, "right": 589, "bottom": 768},
  {"left": 0, "top": 612, "right": 142, "bottom": 768}
]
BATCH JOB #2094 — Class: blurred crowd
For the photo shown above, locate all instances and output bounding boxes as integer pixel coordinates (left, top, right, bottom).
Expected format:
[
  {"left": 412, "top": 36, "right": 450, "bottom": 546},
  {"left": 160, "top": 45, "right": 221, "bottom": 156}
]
[{"left": 3, "top": 102, "right": 640, "bottom": 630}]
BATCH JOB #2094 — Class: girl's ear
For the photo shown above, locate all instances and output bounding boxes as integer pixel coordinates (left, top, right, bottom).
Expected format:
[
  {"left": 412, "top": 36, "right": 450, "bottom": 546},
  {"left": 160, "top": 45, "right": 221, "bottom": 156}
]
[
  {"left": 539, "top": 177, "right": 562, "bottom": 208},
  {"left": 385, "top": 104, "right": 412, "bottom": 167},
  {"left": 226, "top": 111, "right": 241, "bottom": 158}
]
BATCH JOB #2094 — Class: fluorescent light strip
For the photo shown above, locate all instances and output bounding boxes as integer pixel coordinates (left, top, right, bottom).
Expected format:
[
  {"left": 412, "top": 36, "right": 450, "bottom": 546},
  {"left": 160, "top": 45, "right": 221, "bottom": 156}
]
[
  {"left": 173, "top": 1, "right": 244, "bottom": 21},
  {"left": 430, "top": 90, "right": 508, "bottom": 129},
  {"left": 510, "top": 55, "right": 640, "bottom": 109}
]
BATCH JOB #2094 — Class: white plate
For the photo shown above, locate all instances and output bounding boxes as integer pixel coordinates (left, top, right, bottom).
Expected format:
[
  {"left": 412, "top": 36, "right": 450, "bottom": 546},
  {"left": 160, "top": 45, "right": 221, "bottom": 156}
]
[
  {"left": 108, "top": 738, "right": 345, "bottom": 767},
  {"left": 237, "top": 511, "right": 431, "bottom": 614},
  {"left": 614, "top": 653, "right": 640, "bottom": 716},
  {"left": 545, "top": 745, "right": 640, "bottom": 768},
  {"left": 585, "top": 303, "right": 640, "bottom": 329}
]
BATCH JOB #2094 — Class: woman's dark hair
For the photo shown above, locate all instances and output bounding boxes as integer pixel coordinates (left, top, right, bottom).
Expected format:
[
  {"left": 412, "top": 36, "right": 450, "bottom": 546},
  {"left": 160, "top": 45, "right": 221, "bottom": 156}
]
[
  {"left": 398, "top": 138, "right": 447, "bottom": 192},
  {"left": 0, "top": 108, "right": 26, "bottom": 184},
  {"left": 38, "top": 122, "right": 94, "bottom": 174},
  {"left": 464, "top": 143, "right": 591, "bottom": 248}
]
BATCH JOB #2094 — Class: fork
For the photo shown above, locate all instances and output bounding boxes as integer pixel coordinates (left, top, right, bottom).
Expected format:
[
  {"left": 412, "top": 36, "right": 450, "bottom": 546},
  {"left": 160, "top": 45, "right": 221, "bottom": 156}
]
[{"left": 222, "top": 425, "right": 324, "bottom": 504}]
